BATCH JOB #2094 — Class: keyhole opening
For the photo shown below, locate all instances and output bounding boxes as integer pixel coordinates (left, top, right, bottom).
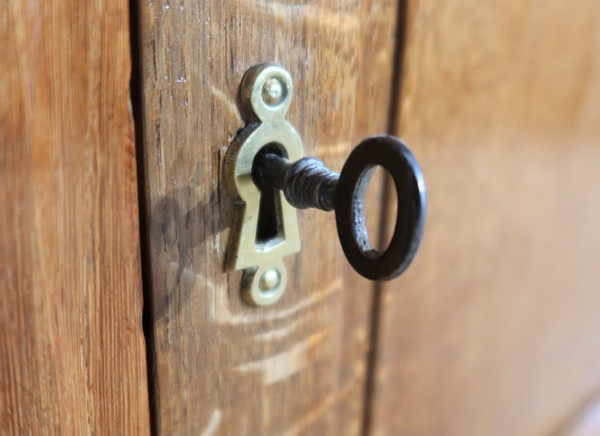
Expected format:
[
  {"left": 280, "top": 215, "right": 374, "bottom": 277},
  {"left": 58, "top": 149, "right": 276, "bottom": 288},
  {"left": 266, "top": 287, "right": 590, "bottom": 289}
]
[{"left": 254, "top": 143, "right": 288, "bottom": 250}]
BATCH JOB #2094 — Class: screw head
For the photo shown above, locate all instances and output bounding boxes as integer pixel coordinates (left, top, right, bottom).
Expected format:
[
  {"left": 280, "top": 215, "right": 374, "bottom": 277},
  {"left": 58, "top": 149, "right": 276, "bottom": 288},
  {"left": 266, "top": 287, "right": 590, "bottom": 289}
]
[
  {"left": 258, "top": 268, "right": 281, "bottom": 292},
  {"left": 262, "top": 77, "right": 285, "bottom": 106}
]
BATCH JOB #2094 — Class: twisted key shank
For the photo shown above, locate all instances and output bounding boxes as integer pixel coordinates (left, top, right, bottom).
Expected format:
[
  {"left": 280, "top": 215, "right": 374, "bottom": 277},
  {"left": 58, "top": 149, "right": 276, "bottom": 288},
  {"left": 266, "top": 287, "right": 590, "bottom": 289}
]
[{"left": 252, "top": 152, "right": 339, "bottom": 211}]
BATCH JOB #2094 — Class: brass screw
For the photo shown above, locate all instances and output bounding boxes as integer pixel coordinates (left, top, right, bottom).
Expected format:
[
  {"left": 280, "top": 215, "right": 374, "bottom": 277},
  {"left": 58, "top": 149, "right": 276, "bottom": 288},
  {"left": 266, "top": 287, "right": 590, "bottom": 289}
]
[
  {"left": 258, "top": 268, "right": 281, "bottom": 292},
  {"left": 262, "top": 77, "right": 285, "bottom": 106}
]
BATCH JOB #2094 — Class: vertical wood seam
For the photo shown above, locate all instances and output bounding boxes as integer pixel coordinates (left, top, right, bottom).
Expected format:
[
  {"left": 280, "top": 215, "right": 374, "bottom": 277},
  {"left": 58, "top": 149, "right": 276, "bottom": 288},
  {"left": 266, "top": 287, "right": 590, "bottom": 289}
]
[
  {"left": 361, "top": 1, "right": 409, "bottom": 434},
  {"left": 129, "top": 0, "right": 159, "bottom": 434}
]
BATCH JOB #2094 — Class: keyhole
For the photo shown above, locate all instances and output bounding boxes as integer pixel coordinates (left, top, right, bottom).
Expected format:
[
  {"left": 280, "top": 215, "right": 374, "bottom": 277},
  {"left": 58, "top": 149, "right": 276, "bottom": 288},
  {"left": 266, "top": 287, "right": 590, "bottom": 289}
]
[
  {"left": 256, "top": 185, "right": 281, "bottom": 245},
  {"left": 254, "top": 144, "right": 287, "bottom": 249}
]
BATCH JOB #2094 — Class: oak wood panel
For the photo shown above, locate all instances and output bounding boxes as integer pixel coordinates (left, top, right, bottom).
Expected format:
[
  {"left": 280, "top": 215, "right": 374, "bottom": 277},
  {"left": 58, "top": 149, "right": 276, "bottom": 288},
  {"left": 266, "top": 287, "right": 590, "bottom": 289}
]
[
  {"left": 134, "top": 0, "right": 399, "bottom": 433},
  {"left": 372, "top": 1, "right": 600, "bottom": 435},
  {"left": 0, "top": 1, "right": 150, "bottom": 434}
]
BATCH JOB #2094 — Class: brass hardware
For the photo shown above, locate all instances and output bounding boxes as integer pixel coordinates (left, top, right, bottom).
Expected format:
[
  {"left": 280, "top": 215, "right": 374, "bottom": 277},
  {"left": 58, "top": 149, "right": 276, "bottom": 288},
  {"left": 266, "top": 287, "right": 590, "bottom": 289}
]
[{"left": 224, "top": 63, "right": 303, "bottom": 306}]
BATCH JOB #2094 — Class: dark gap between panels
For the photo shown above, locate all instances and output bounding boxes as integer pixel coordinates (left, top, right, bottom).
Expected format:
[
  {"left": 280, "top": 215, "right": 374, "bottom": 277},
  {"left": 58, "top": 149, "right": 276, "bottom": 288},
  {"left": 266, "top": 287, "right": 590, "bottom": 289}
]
[
  {"left": 361, "top": 0, "right": 410, "bottom": 434},
  {"left": 128, "top": 1, "right": 159, "bottom": 435}
]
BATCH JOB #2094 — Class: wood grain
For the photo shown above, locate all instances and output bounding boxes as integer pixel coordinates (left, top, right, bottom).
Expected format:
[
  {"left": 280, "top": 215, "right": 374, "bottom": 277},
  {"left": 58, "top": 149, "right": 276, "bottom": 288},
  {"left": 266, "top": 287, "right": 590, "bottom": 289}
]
[
  {"left": 372, "top": 1, "right": 600, "bottom": 435},
  {"left": 0, "top": 1, "right": 150, "bottom": 434},
  {"left": 134, "top": 0, "right": 399, "bottom": 433}
]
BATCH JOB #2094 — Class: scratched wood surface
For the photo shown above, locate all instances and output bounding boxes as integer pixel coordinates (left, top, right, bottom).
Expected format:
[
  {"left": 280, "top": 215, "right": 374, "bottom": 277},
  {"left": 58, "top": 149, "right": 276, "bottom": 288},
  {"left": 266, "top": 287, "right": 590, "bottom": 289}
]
[
  {"left": 371, "top": 1, "right": 600, "bottom": 435},
  {"left": 134, "top": 0, "right": 399, "bottom": 433},
  {"left": 0, "top": 0, "right": 150, "bottom": 434}
]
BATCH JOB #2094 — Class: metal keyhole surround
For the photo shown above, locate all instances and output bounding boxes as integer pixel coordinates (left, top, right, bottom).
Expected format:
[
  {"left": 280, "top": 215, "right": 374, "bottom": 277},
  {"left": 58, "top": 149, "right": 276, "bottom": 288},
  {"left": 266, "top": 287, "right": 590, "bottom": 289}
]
[
  {"left": 225, "top": 63, "right": 426, "bottom": 306},
  {"left": 223, "top": 63, "right": 303, "bottom": 306}
]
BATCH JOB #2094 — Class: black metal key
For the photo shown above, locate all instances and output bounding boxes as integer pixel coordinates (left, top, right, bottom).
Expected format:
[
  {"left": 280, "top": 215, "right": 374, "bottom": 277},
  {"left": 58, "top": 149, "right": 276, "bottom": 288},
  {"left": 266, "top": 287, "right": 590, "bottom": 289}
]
[{"left": 252, "top": 134, "right": 427, "bottom": 281}]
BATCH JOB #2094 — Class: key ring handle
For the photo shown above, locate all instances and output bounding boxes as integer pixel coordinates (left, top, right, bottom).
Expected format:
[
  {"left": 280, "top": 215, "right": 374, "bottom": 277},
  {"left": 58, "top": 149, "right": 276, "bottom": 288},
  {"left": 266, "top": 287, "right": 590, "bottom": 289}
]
[{"left": 335, "top": 135, "right": 427, "bottom": 281}]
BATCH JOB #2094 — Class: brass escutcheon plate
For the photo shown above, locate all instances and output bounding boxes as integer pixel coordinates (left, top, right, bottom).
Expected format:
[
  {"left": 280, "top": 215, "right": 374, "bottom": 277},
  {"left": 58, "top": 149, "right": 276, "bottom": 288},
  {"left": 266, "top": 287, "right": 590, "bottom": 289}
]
[{"left": 224, "top": 63, "right": 303, "bottom": 306}]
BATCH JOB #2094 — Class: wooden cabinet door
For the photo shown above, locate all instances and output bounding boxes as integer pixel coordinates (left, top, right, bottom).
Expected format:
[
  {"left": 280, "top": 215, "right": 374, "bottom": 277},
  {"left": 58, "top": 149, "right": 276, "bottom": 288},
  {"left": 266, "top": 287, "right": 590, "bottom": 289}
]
[
  {"left": 133, "top": 0, "right": 399, "bottom": 433},
  {"left": 134, "top": 0, "right": 600, "bottom": 434}
]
